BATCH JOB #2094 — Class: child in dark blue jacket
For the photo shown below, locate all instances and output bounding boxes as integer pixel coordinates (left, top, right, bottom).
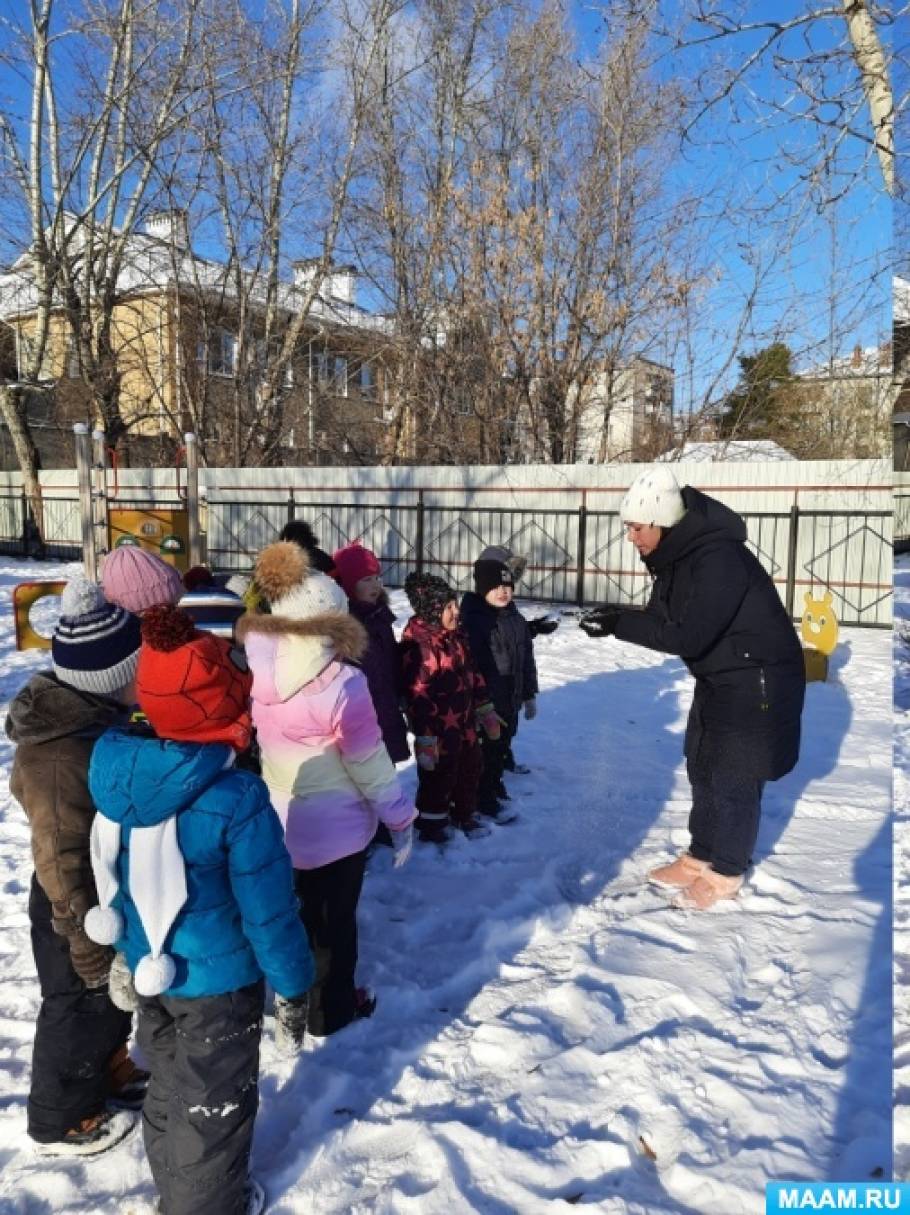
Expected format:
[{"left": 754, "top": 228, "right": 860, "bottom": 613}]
[
  {"left": 85, "top": 605, "right": 314, "bottom": 1215},
  {"left": 460, "top": 558, "right": 539, "bottom": 820}
]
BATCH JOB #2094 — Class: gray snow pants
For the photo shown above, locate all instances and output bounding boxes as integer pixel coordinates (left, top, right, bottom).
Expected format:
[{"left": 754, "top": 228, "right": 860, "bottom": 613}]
[{"left": 137, "top": 980, "right": 264, "bottom": 1215}]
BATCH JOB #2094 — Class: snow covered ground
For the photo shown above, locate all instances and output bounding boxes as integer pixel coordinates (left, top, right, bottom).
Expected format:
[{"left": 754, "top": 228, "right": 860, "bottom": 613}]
[
  {"left": 894, "top": 558, "right": 909, "bottom": 1181},
  {"left": 0, "top": 556, "right": 893, "bottom": 1214}
]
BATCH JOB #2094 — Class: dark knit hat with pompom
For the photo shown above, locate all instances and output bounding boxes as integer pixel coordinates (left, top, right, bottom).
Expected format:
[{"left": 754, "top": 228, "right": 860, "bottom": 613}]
[
  {"left": 404, "top": 571, "right": 456, "bottom": 626},
  {"left": 136, "top": 605, "right": 252, "bottom": 751}
]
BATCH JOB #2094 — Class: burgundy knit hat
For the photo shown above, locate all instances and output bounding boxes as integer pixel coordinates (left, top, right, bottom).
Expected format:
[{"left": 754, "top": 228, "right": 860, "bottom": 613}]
[
  {"left": 332, "top": 542, "right": 381, "bottom": 598},
  {"left": 404, "top": 571, "right": 456, "bottom": 626},
  {"left": 136, "top": 606, "right": 252, "bottom": 751}
]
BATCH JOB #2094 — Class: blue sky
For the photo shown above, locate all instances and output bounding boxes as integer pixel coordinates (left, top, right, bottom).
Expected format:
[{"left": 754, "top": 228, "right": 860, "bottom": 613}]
[
  {"left": 0, "top": 0, "right": 894, "bottom": 416},
  {"left": 569, "top": 1, "right": 892, "bottom": 412}
]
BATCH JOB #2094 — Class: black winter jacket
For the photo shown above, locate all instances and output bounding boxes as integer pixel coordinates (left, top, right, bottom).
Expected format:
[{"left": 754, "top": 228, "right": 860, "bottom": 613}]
[
  {"left": 459, "top": 593, "right": 539, "bottom": 722},
  {"left": 613, "top": 486, "right": 805, "bottom": 781}
]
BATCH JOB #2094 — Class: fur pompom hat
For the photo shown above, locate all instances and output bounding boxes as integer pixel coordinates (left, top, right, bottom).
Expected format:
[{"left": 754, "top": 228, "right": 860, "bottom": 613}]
[
  {"left": 136, "top": 605, "right": 253, "bottom": 751},
  {"left": 619, "top": 466, "right": 686, "bottom": 529},
  {"left": 254, "top": 541, "right": 349, "bottom": 620}
]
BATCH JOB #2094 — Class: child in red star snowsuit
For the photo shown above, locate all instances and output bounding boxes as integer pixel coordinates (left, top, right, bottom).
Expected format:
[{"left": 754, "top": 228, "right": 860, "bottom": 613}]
[{"left": 400, "top": 572, "right": 501, "bottom": 842}]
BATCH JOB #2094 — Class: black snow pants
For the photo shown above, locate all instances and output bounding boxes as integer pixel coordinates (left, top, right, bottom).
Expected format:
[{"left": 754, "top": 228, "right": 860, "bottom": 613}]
[
  {"left": 687, "top": 769, "right": 766, "bottom": 877},
  {"left": 294, "top": 852, "right": 366, "bottom": 1036},
  {"left": 477, "top": 714, "right": 517, "bottom": 813},
  {"left": 137, "top": 980, "right": 265, "bottom": 1215},
  {"left": 27, "top": 873, "right": 132, "bottom": 1143}
]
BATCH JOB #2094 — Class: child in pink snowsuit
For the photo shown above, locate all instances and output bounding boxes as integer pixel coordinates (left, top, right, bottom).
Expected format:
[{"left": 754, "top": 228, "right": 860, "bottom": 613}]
[{"left": 238, "top": 542, "right": 416, "bottom": 1035}]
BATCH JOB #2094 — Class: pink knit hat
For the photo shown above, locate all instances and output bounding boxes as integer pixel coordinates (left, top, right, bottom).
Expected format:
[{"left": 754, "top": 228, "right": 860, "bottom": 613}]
[
  {"left": 332, "top": 542, "right": 381, "bottom": 598},
  {"left": 101, "top": 546, "right": 184, "bottom": 615}
]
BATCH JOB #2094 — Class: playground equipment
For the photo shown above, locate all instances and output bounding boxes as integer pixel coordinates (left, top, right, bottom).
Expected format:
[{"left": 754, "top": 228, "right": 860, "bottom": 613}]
[
  {"left": 13, "top": 580, "right": 67, "bottom": 650},
  {"left": 13, "top": 425, "right": 202, "bottom": 650},
  {"left": 800, "top": 589, "right": 839, "bottom": 682},
  {"left": 74, "top": 424, "right": 202, "bottom": 579}
]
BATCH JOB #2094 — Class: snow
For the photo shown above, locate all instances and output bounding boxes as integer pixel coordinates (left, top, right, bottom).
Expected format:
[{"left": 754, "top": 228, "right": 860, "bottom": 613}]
[
  {"left": 0, "top": 556, "right": 893, "bottom": 1213},
  {"left": 894, "top": 559, "right": 910, "bottom": 1180},
  {"left": 658, "top": 441, "right": 796, "bottom": 463}
]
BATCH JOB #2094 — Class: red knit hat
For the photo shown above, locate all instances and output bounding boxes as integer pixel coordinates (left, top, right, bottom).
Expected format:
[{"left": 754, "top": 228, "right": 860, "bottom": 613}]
[
  {"left": 136, "top": 606, "right": 252, "bottom": 751},
  {"left": 332, "top": 542, "right": 381, "bottom": 598}
]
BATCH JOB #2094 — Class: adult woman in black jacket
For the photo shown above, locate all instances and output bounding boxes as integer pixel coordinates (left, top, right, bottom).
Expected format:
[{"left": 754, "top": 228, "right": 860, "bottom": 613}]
[{"left": 580, "top": 465, "right": 805, "bottom": 909}]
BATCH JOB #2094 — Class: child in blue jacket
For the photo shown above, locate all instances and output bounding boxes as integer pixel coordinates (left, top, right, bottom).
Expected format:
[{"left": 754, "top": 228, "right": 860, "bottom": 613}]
[{"left": 84, "top": 605, "right": 314, "bottom": 1215}]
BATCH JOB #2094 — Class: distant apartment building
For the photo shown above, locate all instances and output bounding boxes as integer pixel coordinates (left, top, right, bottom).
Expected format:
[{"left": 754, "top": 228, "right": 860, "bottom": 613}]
[{"left": 793, "top": 343, "right": 892, "bottom": 460}]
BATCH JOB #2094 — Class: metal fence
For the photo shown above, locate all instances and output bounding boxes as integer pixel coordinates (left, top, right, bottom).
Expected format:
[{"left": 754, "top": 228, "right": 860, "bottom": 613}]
[
  {"left": 205, "top": 491, "right": 893, "bottom": 627},
  {"left": 896, "top": 491, "right": 910, "bottom": 553},
  {"left": 0, "top": 485, "right": 892, "bottom": 627},
  {"left": 0, "top": 492, "right": 82, "bottom": 560}
]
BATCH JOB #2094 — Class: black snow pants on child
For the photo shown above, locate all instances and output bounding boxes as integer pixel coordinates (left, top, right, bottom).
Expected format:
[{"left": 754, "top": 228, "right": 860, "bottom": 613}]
[
  {"left": 27, "top": 874, "right": 132, "bottom": 1143},
  {"left": 477, "top": 715, "right": 517, "bottom": 814},
  {"left": 137, "top": 980, "right": 265, "bottom": 1215},
  {"left": 295, "top": 852, "right": 366, "bottom": 1036},
  {"left": 415, "top": 738, "right": 483, "bottom": 834}
]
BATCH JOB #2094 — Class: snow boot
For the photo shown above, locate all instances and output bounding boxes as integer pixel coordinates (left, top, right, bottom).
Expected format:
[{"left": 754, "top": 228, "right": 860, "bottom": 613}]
[
  {"left": 106, "top": 1044, "right": 150, "bottom": 1110},
  {"left": 35, "top": 1108, "right": 137, "bottom": 1157},
  {"left": 508, "top": 762, "right": 532, "bottom": 775},
  {"left": 245, "top": 1177, "right": 267, "bottom": 1215},
  {"left": 677, "top": 870, "right": 744, "bottom": 909},
  {"left": 649, "top": 853, "right": 710, "bottom": 889},
  {"left": 452, "top": 814, "right": 493, "bottom": 839},
  {"left": 418, "top": 823, "right": 451, "bottom": 844},
  {"left": 478, "top": 800, "right": 519, "bottom": 825},
  {"left": 353, "top": 987, "right": 377, "bottom": 1020}
]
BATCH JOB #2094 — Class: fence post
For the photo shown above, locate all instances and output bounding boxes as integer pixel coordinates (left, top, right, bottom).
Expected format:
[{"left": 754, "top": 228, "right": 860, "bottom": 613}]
[
  {"left": 184, "top": 433, "right": 202, "bottom": 567},
  {"left": 287, "top": 487, "right": 295, "bottom": 526},
  {"left": 20, "top": 490, "right": 28, "bottom": 556},
  {"left": 576, "top": 491, "right": 588, "bottom": 606},
  {"left": 415, "top": 489, "right": 425, "bottom": 574},
  {"left": 74, "top": 424, "right": 97, "bottom": 580},
  {"left": 785, "top": 502, "right": 799, "bottom": 619}
]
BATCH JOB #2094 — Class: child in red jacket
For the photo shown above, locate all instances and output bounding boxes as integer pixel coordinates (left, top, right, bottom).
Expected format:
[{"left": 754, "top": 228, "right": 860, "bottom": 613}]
[{"left": 400, "top": 572, "right": 501, "bottom": 843}]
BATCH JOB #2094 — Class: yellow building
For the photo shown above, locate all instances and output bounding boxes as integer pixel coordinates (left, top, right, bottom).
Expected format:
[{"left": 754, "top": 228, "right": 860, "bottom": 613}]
[{"left": 0, "top": 212, "right": 411, "bottom": 468}]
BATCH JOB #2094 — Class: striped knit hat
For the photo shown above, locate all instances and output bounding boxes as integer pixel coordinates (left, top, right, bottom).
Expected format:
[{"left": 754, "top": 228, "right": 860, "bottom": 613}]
[{"left": 52, "top": 573, "right": 142, "bottom": 695}]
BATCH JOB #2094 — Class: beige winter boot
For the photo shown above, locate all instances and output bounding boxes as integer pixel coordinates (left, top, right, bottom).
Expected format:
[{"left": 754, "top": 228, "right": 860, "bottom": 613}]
[
  {"left": 677, "top": 870, "right": 744, "bottom": 910},
  {"left": 648, "top": 853, "right": 710, "bottom": 889}
]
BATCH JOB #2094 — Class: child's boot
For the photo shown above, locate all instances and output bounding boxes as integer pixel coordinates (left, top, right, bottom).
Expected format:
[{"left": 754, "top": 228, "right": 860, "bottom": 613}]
[
  {"left": 35, "top": 1108, "right": 137, "bottom": 1157},
  {"left": 106, "top": 1044, "right": 150, "bottom": 1110}
]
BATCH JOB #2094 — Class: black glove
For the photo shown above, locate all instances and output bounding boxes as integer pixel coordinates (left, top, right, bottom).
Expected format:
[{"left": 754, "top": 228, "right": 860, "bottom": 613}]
[
  {"left": 275, "top": 993, "right": 309, "bottom": 1055},
  {"left": 528, "top": 615, "right": 559, "bottom": 638},
  {"left": 579, "top": 606, "right": 622, "bottom": 639}
]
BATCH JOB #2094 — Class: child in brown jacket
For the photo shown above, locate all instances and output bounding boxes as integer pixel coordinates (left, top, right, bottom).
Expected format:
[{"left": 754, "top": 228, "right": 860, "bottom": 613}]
[{"left": 6, "top": 574, "right": 147, "bottom": 1155}]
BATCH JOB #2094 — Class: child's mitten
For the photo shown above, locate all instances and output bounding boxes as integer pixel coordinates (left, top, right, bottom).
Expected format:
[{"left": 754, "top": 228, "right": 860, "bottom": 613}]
[
  {"left": 476, "top": 701, "right": 503, "bottom": 741},
  {"left": 415, "top": 736, "right": 439, "bottom": 770},
  {"left": 108, "top": 950, "right": 139, "bottom": 1012},
  {"left": 391, "top": 824, "right": 414, "bottom": 869},
  {"left": 523, "top": 697, "right": 537, "bottom": 721}
]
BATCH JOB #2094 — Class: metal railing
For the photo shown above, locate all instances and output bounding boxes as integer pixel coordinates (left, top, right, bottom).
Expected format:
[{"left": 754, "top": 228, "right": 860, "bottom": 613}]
[
  {"left": 203, "top": 490, "right": 892, "bottom": 627},
  {"left": 0, "top": 484, "right": 892, "bottom": 626},
  {"left": 0, "top": 492, "right": 82, "bottom": 560}
]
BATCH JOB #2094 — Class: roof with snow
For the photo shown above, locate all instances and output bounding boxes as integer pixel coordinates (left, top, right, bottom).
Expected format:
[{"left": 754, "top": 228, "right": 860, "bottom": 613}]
[{"left": 657, "top": 440, "right": 796, "bottom": 463}]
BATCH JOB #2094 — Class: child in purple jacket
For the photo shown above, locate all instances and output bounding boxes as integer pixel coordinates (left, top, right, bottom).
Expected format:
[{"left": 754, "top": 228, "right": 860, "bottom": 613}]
[{"left": 333, "top": 543, "right": 410, "bottom": 764}]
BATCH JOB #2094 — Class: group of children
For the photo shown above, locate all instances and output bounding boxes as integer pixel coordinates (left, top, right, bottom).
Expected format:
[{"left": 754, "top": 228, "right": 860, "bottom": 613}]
[{"left": 6, "top": 525, "right": 553, "bottom": 1214}]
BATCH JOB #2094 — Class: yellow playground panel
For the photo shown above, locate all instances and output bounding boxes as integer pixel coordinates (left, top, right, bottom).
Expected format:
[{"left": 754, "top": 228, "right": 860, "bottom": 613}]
[
  {"left": 108, "top": 507, "right": 189, "bottom": 573},
  {"left": 13, "top": 581, "right": 67, "bottom": 651}
]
